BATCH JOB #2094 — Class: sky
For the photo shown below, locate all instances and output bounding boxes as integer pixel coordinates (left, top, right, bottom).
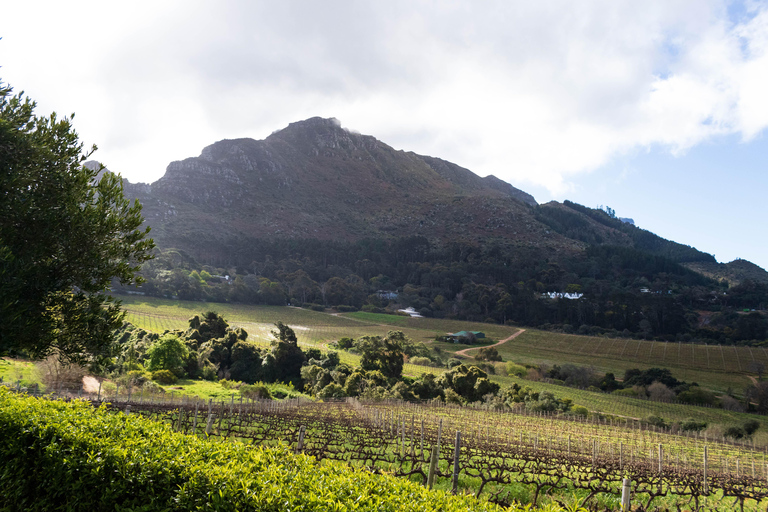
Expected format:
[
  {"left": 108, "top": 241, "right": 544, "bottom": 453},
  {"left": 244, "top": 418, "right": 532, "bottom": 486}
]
[{"left": 1, "top": 1, "right": 766, "bottom": 270}]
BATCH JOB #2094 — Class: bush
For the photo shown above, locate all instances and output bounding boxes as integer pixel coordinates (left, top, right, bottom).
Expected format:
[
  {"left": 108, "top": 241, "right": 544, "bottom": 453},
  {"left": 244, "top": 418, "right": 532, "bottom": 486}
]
[
  {"left": 644, "top": 415, "right": 668, "bottom": 428},
  {"left": 219, "top": 379, "right": 242, "bottom": 390},
  {"left": 240, "top": 383, "right": 271, "bottom": 399},
  {"left": 504, "top": 361, "right": 526, "bottom": 378},
  {"left": 724, "top": 426, "right": 746, "bottom": 439},
  {"left": 475, "top": 347, "right": 502, "bottom": 362},
  {"left": 142, "top": 380, "right": 165, "bottom": 393},
  {"left": 337, "top": 337, "right": 354, "bottom": 350},
  {"left": 409, "top": 356, "right": 433, "bottom": 366},
  {"left": 335, "top": 305, "right": 358, "bottom": 312},
  {"left": 680, "top": 418, "right": 707, "bottom": 432},
  {"left": 612, "top": 388, "right": 638, "bottom": 397},
  {"left": 744, "top": 419, "right": 760, "bottom": 436},
  {"left": 151, "top": 369, "right": 177, "bottom": 385},
  {"left": 570, "top": 405, "right": 589, "bottom": 417}
]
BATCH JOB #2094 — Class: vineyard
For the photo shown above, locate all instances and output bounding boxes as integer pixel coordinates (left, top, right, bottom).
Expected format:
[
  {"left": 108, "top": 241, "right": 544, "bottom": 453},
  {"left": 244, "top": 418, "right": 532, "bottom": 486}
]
[
  {"left": 119, "top": 295, "right": 760, "bottom": 394},
  {"left": 79, "top": 389, "right": 768, "bottom": 511},
  {"left": 117, "top": 296, "right": 768, "bottom": 443}
]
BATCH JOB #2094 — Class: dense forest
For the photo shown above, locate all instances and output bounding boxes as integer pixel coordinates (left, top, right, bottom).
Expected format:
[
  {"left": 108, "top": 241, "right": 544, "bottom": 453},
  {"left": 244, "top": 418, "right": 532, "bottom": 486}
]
[{"left": 114, "top": 231, "right": 768, "bottom": 345}]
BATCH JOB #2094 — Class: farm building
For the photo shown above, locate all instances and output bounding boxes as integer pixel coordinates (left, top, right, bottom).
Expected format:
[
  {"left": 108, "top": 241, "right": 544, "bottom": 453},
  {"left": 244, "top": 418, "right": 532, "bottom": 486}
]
[{"left": 446, "top": 331, "right": 485, "bottom": 343}]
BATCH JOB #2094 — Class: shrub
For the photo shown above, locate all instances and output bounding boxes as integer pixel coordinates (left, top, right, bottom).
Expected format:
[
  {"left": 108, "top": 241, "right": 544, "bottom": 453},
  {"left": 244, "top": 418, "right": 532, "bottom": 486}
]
[
  {"left": 410, "top": 356, "right": 433, "bottom": 366},
  {"left": 447, "top": 358, "right": 463, "bottom": 368},
  {"left": 125, "top": 369, "right": 151, "bottom": 386},
  {"left": 505, "top": 361, "right": 526, "bottom": 378},
  {"left": 475, "top": 347, "right": 502, "bottom": 362},
  {"left": 644, "top": 415, "right": 668, "bottom": 428},
  {"left": 336, "top": 305, "right": 357, "bottom": 312},
  {"left": 219, "top": 378, "right": 242, "bottom": 390},
  {"left": 318, "top": 383, "right": 345, "bottom": 399},
  {"left": 240, "top": 383, "right": 271, "bottom": 399},
  {"left": 570, "top": 405, "right": 589, "bottom": 417},
  {"left": 744, "top": 419, "right": 760, "bottom": 436},
  {"left": 724, "top": 426, "right": 746, "bottom": 439},
  {"left": 151, "top": 369, "right": 177, "bottom": 385},
  {"left": 680, "top": 418, "right": 707, "bottom": 432},
  {"left": 337, "top": 337, "right": 354, "bottom": 350},
  {"left": 139, "top": 380, "right": 163, "bottom": 393},
  {"left": 612, "top": 388, "right": 638, "bottom": 397}
]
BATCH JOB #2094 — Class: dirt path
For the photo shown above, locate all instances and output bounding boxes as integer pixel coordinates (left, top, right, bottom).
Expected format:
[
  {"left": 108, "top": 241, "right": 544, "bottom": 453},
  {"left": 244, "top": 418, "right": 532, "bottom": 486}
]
[{"left": 454, "top": 328, "right": 526, "bottom": 358}]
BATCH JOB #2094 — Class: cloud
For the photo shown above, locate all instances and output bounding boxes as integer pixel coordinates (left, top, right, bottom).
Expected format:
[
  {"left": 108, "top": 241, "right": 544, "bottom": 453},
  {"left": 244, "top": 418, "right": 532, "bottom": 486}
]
[{"left": 1, "top": 0, "right": 767, "bottom": 192}]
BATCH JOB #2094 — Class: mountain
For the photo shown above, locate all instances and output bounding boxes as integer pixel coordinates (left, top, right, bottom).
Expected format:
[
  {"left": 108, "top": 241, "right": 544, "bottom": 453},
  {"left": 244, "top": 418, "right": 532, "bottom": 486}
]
[
  {"left": 122, "top": 116, "right": 725, "bottom": 269},
  {"left": 122, "top": 117, "right": 567, "bottom": 260}
]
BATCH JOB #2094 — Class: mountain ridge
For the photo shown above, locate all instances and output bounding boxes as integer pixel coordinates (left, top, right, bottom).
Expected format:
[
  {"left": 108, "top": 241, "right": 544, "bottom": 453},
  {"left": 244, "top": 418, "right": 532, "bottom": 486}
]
[{"left": 116, "top": 116, "right": 764, "bottom": 282}]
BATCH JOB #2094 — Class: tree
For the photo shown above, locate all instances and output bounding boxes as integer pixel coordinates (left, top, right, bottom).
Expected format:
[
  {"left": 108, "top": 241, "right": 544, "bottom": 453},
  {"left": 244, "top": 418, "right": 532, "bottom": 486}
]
[
  {"left": 0, "top": 82, "right": 154, "bottom": 364},
  {"left": 269, "top": 321, "right": 306, "bottom": 384},
  {"left": 146, "top": 334, "right": 189, "bottom": 376},
  {"left": 356, "top": 331, "right": 406, "bottom": 379}
]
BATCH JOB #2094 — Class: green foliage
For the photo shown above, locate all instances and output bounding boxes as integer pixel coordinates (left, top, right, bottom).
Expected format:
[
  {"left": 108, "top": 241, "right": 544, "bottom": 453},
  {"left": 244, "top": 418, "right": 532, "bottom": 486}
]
[
  {"left": 409, "top": 356, "right": 433, "bottom": 366},
  {"left": 505, "top": 361, "right": 527, "bottom": 377},
  {"left": 679, "top": 418, "right": 707, "bottom": 432},
  {"left": 151, "top": 369, "right": 178, "bottom": 385},
  {"left": 0, "top": 82, "right": 154, "bottom": 364},
  {"left": 269, "top": 322, "right": 306, "bottom": 385},
  {"left": 644, "top": 415, "right": 668, "bottom": 428},
  {"left": 0, "top": 389, "right": 509, "bottom": 512},
  {"left": 570, "top": 405, "right": 589, "bottom": 417},
  {"left": 439, "top": 364, "right": 500, "bottom": 403},
  {"left": 239, "top": 383, "right": 272, "bottom": 399},
  {"left": 337, "top": 337, "right": 354, "bottom": 349},
  {"left": 356, "top": 331, "right": 406, "bottom": 379},
  {"left": 475, "top": 346, "right": 502, "bottom": 362},
  {"left": 146, "top": 333, "right": 189, "bottom": 376}
]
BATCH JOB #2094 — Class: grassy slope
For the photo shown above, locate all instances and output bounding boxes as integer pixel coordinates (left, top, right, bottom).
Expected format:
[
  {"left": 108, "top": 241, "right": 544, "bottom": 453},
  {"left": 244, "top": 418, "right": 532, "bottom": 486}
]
[{"left": 0, "top": 359, "right": 40, "bottom": 387}]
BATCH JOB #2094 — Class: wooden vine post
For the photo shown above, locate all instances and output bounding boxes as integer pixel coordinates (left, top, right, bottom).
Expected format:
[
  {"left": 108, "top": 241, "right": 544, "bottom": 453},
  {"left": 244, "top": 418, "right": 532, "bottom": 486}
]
[
  {"left": 296, "top": 425, "right": 306, "bottom": 453},
  {"left": 427, "top": 445, "right": 439, "bottom": 489},
  {"left": 621, "top": 478, "right": 631, "bottom": 511},
  {"left": 451, "top": 431, "right": 461, "bottom": 494}
]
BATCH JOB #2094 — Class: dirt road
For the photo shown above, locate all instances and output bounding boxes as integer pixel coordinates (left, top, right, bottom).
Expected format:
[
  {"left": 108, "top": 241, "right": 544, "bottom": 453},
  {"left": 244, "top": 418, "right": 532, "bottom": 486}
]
[{"left": 454, "top": 328, "right": 526, "bottom": 358}]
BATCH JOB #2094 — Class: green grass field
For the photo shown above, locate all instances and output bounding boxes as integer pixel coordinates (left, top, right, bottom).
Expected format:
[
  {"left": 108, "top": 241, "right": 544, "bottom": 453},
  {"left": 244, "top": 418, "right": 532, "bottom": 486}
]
[{"left": 0, "top": 359, "right": 39, "bottom": 387}]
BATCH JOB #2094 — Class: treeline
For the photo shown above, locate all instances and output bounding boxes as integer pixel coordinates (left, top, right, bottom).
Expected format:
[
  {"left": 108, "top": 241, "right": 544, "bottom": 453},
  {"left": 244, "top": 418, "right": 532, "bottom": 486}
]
[{"left": 114, "top": 234, "right": 768, "bottom": 343}]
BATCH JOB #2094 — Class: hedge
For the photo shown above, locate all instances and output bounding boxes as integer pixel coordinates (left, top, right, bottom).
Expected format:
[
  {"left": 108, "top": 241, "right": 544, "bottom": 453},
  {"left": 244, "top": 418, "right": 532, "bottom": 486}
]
[{"left": 0, "top": 388, "right": 523, "bottom": 512}]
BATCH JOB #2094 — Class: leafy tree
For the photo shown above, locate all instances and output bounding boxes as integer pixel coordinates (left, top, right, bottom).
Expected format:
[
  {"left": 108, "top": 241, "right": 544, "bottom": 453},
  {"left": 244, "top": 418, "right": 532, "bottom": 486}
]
[
  {"left": 146, "top": 334, "right": 189, "bottom": 376},
  {"left": 270, "top": 321, "right": 306, "bottom": 385},
  {"left": 439, "top": 364, "right": 499, "bottom": 402},
  {"left": 356, "top": 331, "right": 406, "bottom": 379},
  {"left": 228, "top": 342, "right": 263, "bottom": 383},
  {"left": 475, "top": 347, "right": 502, "bottom": 362},
  {"left": 0, "top": 82, "right": 154, "bottom": 364}
]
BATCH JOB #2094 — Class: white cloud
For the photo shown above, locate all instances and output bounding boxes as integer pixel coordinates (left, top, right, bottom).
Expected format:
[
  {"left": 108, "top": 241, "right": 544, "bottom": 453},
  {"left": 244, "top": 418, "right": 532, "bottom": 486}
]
[{"left": 1, "top": 0, "right": 767, "bottom": 192}]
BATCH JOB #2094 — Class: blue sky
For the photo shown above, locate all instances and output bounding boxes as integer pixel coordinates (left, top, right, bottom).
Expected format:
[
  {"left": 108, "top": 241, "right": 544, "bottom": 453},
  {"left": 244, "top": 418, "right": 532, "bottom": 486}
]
[{"left": 1, "top": 1, "right": 766, "bottom": 270}]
